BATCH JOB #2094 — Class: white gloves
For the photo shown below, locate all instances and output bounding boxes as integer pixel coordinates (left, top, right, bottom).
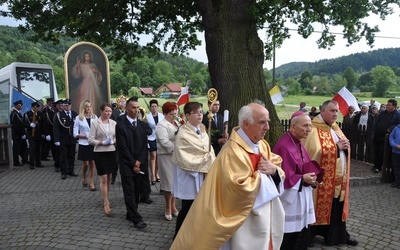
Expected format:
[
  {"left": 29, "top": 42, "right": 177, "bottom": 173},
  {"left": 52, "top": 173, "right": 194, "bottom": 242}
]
[
  {"left": 46, "top": 135, "right": 51, "bottom": 141},
  {"left": 30, "top": 123, "right": 36, "bottom": 128},
  {"left": 54, "top": 142, "right": 60, "bottom": 146},
  {"left": 102, "top": 136, "right": 113, "bottom": 145},
  {"left": 21, "top": 135, "right": 26, "bottom": 140}
]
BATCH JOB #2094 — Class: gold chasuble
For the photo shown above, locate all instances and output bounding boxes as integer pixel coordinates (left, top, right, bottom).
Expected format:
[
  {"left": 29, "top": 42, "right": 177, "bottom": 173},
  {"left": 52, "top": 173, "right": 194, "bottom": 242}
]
[
  {"left": 172, "top": 123, "right": 215, "bottom": 173},
  {"left": 302, "top": 116, "right": 350, "bottom": 225},
  {"left": 170, "top": 127, "right": 285, "bottom": 250}
]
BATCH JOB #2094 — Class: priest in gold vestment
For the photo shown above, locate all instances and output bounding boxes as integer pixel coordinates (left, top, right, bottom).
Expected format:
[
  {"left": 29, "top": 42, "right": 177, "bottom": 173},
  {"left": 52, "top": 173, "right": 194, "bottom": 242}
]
[
  {"left": 171, "top": 101, "right": 285, "bottom": 250},
  {"left": 302, "top": 100, "right": 358, "bottom": 246}
]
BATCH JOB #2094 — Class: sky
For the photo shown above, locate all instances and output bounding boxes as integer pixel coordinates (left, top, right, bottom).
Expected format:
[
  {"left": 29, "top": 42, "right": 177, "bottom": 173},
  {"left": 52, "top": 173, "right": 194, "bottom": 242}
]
[{"left": 1, "top": 4, "right": 399, "bottom": 69}]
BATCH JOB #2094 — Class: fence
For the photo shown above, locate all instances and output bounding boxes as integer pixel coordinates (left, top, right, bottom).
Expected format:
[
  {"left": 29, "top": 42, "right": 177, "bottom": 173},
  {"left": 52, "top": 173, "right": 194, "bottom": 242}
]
[
  {"left": 280, "top": 119, "right": 394, "bottom": 183},
  {"left": 280, "top": 119, "right": 377, "bottom": 163}
]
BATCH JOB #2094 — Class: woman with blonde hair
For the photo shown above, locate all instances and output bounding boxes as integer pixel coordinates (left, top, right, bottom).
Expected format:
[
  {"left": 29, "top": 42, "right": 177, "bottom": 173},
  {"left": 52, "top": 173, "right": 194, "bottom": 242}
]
[
  {"left": 89, "top": 103, "right": 116, "bottom": 216},
  {"left": 73, "top": 100, "right": 97, "bottom": 190}
]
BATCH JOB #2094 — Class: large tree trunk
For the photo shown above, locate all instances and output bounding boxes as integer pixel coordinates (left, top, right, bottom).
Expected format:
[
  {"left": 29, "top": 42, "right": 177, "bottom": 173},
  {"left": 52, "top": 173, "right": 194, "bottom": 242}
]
[{"left": 197, "top": 0, "right": 283, "bottom": 145}]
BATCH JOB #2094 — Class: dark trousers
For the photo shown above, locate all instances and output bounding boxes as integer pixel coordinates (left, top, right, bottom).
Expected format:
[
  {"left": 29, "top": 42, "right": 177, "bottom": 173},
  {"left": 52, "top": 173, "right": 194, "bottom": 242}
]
[
  {"left": 28, "top": 137, "right": 42, "bottom": 167},
  {"left": 174, "top": 199, "right": 194, "bottom": 239},
  {"left": 392, "top": 153, "right": 400, "bottom": 185},
  {"left": 59, "top": 144, "right": 75, "bottom": 174},
  {"left": 281, "top": 227, "right": 309, "bottom": 250},
  {"left": 41, "top": 139, "right": 51, "bottom": 159},
  {"left": 140, "top": 166, "right": 151, "bottom": 201},
  {"left": 12, "top": 138, "right": 23, "bottom": 164},
  {"left": 374, "top": 139, "right": 385, "bottom": 170},
  {"left": 309, "top": 198, "right": 347, "bottom": 245},
  {"left": 121, "top": 175, "right": 143, "bottom": 224},
  {"left": 54, "top": 145, "right": 60, "bottom": 169}
]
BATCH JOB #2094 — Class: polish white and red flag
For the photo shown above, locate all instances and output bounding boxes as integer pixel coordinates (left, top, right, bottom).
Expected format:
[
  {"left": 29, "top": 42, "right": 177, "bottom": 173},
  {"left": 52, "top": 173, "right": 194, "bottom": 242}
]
[
  {"left": 176, "top": 86, "right": 189, "bottom": 106},
  {"left": 332, "top": 86, "right": 360, "bottom": 116}
]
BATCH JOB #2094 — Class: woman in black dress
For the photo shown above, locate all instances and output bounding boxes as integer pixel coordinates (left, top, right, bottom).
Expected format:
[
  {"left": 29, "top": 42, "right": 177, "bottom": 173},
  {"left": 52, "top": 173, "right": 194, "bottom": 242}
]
[{"left": 89, "top": 103, "right": 116, "bottom": 216}]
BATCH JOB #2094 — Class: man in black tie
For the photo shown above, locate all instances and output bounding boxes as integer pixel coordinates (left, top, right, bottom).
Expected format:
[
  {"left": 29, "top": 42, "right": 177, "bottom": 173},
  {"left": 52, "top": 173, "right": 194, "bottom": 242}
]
[
  {"left": 110, "top": 95, "right": 127, "bottom": 184},
  {"left": 53, "top": 99, "right": 78, "bottom": 179},
  {"left": 10, "top": 100, "right": 27, "bottom": 166},
  {"left": 24, "top": 101, "right": 44, "bottom": 169},
  {"left": 116, "top": 97, "right": 152, "bottom": 229},
  {"left": 202, "top": 100, "right": 227, "bottom": 155}
]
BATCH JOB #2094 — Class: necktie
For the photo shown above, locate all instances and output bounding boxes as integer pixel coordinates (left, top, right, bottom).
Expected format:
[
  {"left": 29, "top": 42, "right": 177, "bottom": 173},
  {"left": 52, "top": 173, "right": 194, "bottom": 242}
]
[
  {"left": 67, "top": 111, "right": 70, "bottom": 118},
  {"left": 132, "top": 120, "right": 136, "bottom": 127},
  {"left": 213, "top": 114, "right": 217, "bottom": 125}
]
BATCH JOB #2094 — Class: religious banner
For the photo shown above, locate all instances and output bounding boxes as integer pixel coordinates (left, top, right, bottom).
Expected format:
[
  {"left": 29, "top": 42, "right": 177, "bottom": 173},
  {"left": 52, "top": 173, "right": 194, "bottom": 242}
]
[{"left": 64, "top": 42, "right": 110, "bottom": 116}]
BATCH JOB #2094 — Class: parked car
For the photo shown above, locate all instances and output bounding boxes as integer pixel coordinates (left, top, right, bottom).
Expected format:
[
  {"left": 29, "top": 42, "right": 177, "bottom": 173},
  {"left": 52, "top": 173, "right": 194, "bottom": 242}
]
[{"left": 357, "top": 100, "right": 381, "bottom": 108}]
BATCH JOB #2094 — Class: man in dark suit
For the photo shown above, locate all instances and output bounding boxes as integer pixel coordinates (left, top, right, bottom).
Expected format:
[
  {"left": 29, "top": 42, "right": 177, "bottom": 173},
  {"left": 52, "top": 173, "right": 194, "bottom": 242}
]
[
  {"left": 24, "top": 101, "right": 44, "bottom": 169},
  {"left": 110, "top": 95, "right": 127, "bottom": 184},
  {"left": 202, "top": 100, "right": 227, "bottom": 155},
  {"left": 53, "top": 99, "right": 78, "bottom": 179},
  {"left": 41, "top": 97, "right": 54, "bottom": 161},
  {"left": 116, "top": 97, "right": 151, "bottom": 229},
  {"left": 10, "top": 100, "right": 27, "bottom": 166}
]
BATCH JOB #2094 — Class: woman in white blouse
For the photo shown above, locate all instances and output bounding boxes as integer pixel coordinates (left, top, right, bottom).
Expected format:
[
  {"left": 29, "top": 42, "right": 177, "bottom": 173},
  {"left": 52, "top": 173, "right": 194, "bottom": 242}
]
[
  {"left": 155, "top": 101, "right": 179, "bottom": 221},
  {"left": 89, "top": 103, "right": 116, "bottom": 216},
  {"left": 73, "top": 100, "right": 97, "bottom": 191}
]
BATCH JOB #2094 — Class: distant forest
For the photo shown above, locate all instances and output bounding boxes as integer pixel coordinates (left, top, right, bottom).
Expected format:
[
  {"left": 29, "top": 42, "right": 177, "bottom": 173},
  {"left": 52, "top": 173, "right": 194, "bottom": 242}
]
[
  {"left": 274, "top": 48, "right": 400, "bottom": 79},
  {"left": 0, "top": 25, "right": 210, "bottom": 96},
  {"left": 2, "top": 25, "right": 400, "bottom": 97}
]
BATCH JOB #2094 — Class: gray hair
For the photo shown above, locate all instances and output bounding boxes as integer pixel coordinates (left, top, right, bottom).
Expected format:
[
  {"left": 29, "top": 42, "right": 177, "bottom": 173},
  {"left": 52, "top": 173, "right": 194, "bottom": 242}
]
[{"left": 238, "top": 99, "right": 265, "bottom": 127}]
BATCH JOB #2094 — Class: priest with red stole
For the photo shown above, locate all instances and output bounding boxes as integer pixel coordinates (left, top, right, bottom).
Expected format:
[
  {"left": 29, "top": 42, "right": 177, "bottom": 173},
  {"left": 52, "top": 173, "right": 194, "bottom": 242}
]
[
  {"left": 302, "top": 100, "right": 358, "bottom": 246},
  {"left": 170, "top": 101, "right": 285, "bottom": 250}
]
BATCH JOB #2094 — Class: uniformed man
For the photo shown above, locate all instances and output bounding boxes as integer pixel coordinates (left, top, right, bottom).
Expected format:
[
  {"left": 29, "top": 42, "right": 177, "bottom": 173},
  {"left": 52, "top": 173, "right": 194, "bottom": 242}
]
[
  {"left": 41, "top": 97, "right": 54, "bottom": 161},
  {"left": 53, "top": 99, "right": 78, "bottom": 179},
  {"left": 10, "top": 100, "right": 27, "bottom": 166},
  {"left": 24, "top": 101, "right": 44, "bottom": 169}
]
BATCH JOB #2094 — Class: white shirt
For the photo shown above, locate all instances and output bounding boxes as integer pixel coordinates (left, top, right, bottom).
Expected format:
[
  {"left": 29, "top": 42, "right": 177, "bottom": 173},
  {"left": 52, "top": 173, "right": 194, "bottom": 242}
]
[{"left": 359, "top": 113, "right": 368, "bottom": 128}]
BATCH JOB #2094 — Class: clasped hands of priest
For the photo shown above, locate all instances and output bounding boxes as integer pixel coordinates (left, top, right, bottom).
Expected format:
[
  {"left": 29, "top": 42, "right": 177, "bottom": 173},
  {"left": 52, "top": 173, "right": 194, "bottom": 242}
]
[
  {"left": 336, "top": 138, "right": 350, "bottom": 150},
  {"left": 256, "top": 155, "right": 278, "bottom": 176}
]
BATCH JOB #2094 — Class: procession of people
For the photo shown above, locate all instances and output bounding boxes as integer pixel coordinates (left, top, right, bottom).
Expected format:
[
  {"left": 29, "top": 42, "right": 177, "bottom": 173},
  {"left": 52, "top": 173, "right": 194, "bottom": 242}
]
[{"left": 10, "top": 91, "right": 378, "bottom": 249}]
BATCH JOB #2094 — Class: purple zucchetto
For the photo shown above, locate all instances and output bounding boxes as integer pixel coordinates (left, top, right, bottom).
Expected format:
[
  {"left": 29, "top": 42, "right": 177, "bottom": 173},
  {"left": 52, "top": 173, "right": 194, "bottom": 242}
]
[{"left": 291, "top": 111, "right": 305, "bottom": 120}]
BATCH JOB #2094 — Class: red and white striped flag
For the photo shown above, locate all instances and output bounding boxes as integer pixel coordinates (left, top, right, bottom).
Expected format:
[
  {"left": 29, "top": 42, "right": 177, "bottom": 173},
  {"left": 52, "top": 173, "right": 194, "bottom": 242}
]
[
  {"left": 176, "top": 86, "right": 189, "bottom": 106},
  {"left": 332, "top": 87, "right": 360, "bottom": 116}
]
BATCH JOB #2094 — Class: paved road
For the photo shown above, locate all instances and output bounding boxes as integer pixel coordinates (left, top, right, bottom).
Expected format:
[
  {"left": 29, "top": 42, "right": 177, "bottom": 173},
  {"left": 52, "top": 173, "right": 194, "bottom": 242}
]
[{"left": 0, "top": 162, "right": 399, "bottom": 249}]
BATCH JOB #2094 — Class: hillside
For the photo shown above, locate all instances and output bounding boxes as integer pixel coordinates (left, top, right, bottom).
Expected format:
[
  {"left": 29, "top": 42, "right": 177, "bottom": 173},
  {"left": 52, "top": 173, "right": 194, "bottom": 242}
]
[
  {"left": 0, "top": 25, "right": 210, "bottom": 95},
  {"left": 274, "top": 47, "right": 400, "bottom": 78}
]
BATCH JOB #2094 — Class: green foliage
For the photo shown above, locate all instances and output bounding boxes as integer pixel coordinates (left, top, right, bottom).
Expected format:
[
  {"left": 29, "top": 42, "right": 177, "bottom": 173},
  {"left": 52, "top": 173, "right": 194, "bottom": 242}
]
[
  {"left": 0, "top": 25, "right": 209, "bottom": 95},
  {"left": 371, "top": 66, "right": 396, "bottom": 97},
  {"left": 128, "top": 87, "right": 143, "bottom": 98},
  {"left": 343, "top": 66, "right": 358, "bottom": 91}
]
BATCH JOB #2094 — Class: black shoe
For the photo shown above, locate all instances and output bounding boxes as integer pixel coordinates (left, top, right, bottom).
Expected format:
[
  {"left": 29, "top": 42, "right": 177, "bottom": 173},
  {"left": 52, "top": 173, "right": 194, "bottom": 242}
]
[
  {"left": 140, "top": 198, "right": 153, "bottom": 204},
  {"left": 61, "top": 174, "right": 67, "bottom": 179},
  {"left": 37, "top": 165, "right": 45, "bottom": 168},
  {"left": 29, "top": 165, "right": 35, "bottom": 169},
  {"left": 67, "top": 172, "right": 78, "bottom": 177},
  {"left": 55, "top": 168, "right": 60, "bottom": 172},
  {"left": 134, "top": 221, "right": 148, "bottom": 229},
  {"left": 373, "top": 168, "right": 380, "bottom": 173},
  {"left": 346, "top": 238, "right": 358, "bottom": 246},
  {"left": 14, "top": 162, "right": 23, "bottom": 166},
  {"left": 391, "top": 183, "right": 399, "bottom": 188}
]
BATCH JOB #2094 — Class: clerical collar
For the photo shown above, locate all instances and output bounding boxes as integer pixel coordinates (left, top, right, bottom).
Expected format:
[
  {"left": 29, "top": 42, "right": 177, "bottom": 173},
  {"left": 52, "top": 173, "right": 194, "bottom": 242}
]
[
  {"left": 318, "top": 114, "right": 332, "bottom": 127},
  {"left": 237, "top": 128, "right": 259, "bottom": 154}
]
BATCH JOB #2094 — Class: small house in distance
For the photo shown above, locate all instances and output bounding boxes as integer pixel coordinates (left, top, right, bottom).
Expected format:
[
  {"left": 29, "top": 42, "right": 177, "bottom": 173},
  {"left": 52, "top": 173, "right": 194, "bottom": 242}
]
[
  {"left": 139, "top": 87, "right": 154, "bottom": 97},
  {"left": 155, "top": 83, "right": 182, "bottom": 98}
]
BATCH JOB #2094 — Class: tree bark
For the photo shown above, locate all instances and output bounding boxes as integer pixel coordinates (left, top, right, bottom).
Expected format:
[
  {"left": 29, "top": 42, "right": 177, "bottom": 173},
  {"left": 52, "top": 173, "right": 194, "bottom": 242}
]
[{"left": 198, "top": 0, "right": 283, "bottom": 145}]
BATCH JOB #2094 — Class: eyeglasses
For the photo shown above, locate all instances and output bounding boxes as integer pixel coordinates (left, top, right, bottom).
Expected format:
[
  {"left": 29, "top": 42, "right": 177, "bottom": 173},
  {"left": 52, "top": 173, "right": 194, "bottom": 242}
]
[{"left": 190, "top": 111, "right": 204, "bottom": 115}]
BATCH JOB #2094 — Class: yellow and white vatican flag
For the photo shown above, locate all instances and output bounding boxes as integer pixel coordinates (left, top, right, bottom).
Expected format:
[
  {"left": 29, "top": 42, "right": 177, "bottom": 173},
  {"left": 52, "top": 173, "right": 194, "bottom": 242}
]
[{"left": 269, "top": 85, "right": 284, "bottom": 104}]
